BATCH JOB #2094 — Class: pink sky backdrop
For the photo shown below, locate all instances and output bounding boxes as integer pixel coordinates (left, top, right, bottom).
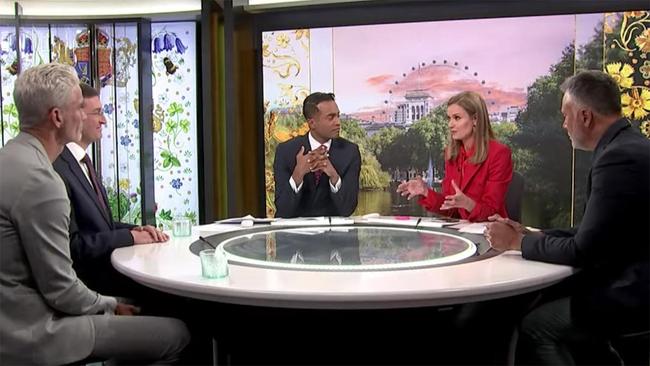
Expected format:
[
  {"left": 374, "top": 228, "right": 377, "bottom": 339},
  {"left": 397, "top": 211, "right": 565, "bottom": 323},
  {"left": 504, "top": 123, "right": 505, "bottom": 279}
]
[{"left": 331, "top": 14, "right": 601, "bottom": 116}]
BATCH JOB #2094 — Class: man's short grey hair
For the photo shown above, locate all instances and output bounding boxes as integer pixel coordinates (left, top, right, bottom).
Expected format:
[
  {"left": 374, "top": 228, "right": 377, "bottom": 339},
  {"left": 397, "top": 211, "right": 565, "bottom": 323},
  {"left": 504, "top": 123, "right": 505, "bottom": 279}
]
[
  {"left": 560, "top": 70, "right": 622, "bottom": 117},
  {"left": 13, "top": 63, "right": 80, "bottom": 129}
]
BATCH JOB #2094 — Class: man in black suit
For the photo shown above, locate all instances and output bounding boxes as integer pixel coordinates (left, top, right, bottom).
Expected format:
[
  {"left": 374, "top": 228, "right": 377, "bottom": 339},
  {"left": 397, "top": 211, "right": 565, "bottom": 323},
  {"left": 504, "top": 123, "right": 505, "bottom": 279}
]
[
  {"left": 273, "top": 92, "right": 361, "bottom": 218},
  {"left": 486, "top": 70, "right": 649, "bottom": 365},
  {"left": 54, "top": 83, "right": 168, "bottom": 296}
]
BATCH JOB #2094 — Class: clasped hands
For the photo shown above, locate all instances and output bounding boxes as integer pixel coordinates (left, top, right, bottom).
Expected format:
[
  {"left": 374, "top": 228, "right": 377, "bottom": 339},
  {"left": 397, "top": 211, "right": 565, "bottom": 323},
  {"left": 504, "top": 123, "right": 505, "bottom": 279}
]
[
  {"left": 396, "top": 177, "right": 476, "bottom": 212},
  {"left": 131, "top": 225, "right": 169, "bottom": 245},
  {"left": 484, "top": 214, "right": 529, "bottom": 251},
  {"left": 293, "top": 145, "right": 339, "bottom": 185}
]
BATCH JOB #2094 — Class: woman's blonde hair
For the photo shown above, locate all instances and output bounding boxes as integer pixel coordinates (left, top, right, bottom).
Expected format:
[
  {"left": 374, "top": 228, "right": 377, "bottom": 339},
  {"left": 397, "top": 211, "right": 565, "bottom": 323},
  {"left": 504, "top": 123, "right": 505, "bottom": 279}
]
[{"left": 445, "top": 91, "right": 494, "bottom": 164}]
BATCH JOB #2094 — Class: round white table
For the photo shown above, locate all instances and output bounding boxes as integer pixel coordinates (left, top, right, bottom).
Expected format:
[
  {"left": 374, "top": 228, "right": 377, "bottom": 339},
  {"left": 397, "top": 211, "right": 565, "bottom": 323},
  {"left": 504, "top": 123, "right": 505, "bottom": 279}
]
[{"left": 111, "top": 220, "right": 575, "bottom": 309}]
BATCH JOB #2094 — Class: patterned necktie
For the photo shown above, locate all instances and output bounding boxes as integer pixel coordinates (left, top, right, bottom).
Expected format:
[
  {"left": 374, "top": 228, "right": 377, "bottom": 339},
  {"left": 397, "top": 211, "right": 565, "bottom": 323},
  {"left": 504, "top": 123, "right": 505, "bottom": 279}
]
[
  {"left": 314, "top": 145, "right": 327, "bottom": 186},
  {"left": 314, "top": 170, "right": 322, "bottom": 186},
  {"left": 81, "top": 154, "right": 108, "bottom": 214}
]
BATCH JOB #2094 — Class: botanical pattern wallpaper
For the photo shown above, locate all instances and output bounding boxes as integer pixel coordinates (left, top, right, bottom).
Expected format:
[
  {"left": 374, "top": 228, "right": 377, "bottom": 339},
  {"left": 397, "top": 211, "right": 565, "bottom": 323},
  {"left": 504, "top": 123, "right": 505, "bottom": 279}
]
[
  {"left": 1, "top": 26, "right": 50, "bottom": 145},
  {"left": 151, "top": 22, "right": 199, "bottom": 229},
  {"left": 262, "top": 29, "right": 311, "bottom": 217},
  {"left": 604, "top": 11, "right": 650, "bottom": 137},
  {"left": 98, "top": 24, "right": 144, "bottom": 225},
  {"left": 1, "top": 22, "right": 198, "bottom": 228}
]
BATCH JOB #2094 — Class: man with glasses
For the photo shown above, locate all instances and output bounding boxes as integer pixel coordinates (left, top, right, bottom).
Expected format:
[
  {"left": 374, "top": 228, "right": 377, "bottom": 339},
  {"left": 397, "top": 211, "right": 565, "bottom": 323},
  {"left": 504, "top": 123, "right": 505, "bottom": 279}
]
[
  {"left": 54, "top": 83, "right": 168, "bottom": 297},
  {"left": 273, "top": 92, "right": 361, "bottom": 218}
]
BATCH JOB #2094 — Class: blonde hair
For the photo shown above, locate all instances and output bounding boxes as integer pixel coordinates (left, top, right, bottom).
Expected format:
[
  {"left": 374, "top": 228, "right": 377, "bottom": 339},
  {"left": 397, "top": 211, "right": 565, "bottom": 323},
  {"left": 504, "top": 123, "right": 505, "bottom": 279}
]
[
  {"left": 445, "top": 91, "right": 494, "bottom": 164},
  {"left": 13, "top": 63, "right": 79, "bottom": 129}
]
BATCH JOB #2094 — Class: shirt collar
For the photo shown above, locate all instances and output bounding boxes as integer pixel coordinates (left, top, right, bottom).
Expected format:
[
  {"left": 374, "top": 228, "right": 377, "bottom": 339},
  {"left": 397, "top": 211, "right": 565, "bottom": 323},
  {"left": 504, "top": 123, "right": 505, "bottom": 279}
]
[
  {"left": 308, "top": 132, "right": 332, "bottom": 151},
  {"left": 66, "top": 142, "right": 89, "bottom": 162}
]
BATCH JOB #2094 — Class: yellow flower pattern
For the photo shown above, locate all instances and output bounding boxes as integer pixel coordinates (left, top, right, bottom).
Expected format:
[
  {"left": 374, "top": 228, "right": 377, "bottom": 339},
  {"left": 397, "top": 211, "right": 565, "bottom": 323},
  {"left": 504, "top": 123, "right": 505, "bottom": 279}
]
[
  {"left": 606, "top": 11, "right": 650, "bottom": 139},
  {"left": 635, "top": 29, "right": 650, "bottom": 53},
  {"left": 119, "top": 178, "right": 131, "bottom": 191},
  {"left": 621, "top": 88, "right": 650, "bottom": 120},
  {"left": 606, "top": 62, "right": 635, "bottom": 88},
  {"left": 294, "top": 29, "right": 309, "bottom": 40},
  {"left": 276, "top": 34, "right": 290, "bottom": 48}
]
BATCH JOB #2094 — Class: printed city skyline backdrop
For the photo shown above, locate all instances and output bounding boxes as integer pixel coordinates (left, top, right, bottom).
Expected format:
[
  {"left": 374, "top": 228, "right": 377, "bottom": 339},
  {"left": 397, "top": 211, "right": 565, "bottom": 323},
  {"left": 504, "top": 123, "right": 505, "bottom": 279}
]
[
  {"left": 264, "top": 14, "right": 601, "bottom": 124},
  {"left": 263, "top": 11, "right": 649, "bottom": 227}
]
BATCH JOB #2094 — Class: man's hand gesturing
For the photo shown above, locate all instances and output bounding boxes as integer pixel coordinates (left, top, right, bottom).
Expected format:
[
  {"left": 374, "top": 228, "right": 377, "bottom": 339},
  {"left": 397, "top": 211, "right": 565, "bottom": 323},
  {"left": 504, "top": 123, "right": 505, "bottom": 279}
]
[{"left": 291, "top": 146, "right": 311, "bottom": 186}]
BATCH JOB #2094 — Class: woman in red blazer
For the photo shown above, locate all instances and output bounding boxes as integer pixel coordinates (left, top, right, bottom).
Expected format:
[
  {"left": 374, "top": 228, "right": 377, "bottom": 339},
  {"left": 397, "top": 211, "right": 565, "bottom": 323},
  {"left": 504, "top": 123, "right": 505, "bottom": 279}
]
[{"left": 397, "top": 91, "right": 513, "bottom": 222}]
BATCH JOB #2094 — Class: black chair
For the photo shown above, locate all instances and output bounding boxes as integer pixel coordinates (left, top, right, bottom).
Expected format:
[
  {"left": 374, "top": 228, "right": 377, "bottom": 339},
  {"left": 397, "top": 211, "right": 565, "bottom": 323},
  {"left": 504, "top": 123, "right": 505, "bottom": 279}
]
[{"left": 506, "top": 171, "right": 524, "bottom": 222}]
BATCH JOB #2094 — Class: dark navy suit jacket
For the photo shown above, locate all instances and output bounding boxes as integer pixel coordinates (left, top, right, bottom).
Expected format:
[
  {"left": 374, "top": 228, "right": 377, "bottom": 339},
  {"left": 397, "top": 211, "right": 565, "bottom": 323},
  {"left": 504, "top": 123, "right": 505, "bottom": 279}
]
[
  {"left": 53, "top": 146, "right": 135, "bottom": 295},
  {"left": 522, "top": 119, "right": 649, "bottom": 334},
  {"left": 273, "top": 134, "right": 361, "bottom": 218}
]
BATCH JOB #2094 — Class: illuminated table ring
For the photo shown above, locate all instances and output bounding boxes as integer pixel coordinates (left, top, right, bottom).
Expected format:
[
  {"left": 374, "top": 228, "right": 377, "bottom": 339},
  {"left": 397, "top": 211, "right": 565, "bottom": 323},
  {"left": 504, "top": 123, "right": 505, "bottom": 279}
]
[{"left": 191, "top": 224, "right": 496, "bottom": 272}]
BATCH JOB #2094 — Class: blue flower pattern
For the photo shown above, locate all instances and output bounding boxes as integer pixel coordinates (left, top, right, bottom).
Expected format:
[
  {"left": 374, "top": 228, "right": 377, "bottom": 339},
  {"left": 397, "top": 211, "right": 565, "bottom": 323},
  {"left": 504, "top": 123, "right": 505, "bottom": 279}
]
[
  {"left": 120, "top": 135, "right": 131, "bottom": 147},
  {"left": 171, "top": 178, "right": 183, "bottom": 190},
  {"left": 7, "top": 33, "right": 33, "bottom": 54},
  {"left": 152, "top": 31, "right": 187, "bottom": 54}
]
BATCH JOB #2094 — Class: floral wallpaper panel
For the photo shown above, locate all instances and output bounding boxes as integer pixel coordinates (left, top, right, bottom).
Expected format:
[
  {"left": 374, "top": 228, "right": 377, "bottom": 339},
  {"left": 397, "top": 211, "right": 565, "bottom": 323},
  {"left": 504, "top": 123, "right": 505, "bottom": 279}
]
[
  {"left": 1, "top": 26, "right": 49, "bottom": 146},
  {"left": 99, "top": 23, "right": 143, "bottom": 225},
  {"left": 262, "top": 29, "right": 311, "bottom": 217},
  {"left": 604, "top": 11, "right": 650, "bottom": 138},
  {"left": 151, "top": 22, "right": 199, "bottom": 229}
]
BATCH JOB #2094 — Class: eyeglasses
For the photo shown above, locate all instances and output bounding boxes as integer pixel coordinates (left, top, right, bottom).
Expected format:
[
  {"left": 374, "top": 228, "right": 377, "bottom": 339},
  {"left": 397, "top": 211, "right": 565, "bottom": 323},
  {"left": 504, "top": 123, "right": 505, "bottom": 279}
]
[{"left": 86, "top": 111, "right": 104, "bottom": 117}]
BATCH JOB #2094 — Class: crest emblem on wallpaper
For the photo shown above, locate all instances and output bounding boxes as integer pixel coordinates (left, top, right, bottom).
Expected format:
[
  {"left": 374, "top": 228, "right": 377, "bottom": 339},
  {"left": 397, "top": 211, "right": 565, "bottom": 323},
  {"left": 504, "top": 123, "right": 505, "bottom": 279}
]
[
  {"left": 96, "top": 29, "right": 113, "bottom": 87},
  {"left": 74, "top": 30, "right": 90, "bottom": 84}
]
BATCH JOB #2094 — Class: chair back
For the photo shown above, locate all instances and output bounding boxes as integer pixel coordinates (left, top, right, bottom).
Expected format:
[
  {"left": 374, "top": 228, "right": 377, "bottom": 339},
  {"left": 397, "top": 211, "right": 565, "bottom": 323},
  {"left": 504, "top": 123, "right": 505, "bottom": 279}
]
[{"left": 506, "top": 172, "right": 524, "bottom": 222}]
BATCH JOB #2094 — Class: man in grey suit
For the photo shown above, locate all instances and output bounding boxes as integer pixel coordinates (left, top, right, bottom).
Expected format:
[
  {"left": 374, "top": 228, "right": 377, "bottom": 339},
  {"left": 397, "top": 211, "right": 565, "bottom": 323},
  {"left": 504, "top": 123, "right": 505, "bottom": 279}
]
[{"left": 0, "top": 63, "right": 189, "bottom": 365}]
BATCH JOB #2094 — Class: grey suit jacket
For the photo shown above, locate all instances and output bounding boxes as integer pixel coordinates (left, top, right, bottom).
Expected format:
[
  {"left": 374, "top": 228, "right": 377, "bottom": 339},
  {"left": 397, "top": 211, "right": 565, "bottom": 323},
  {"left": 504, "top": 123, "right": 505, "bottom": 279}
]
[{"left": 0, "top": 133, "right": 116, "bottom": 365}]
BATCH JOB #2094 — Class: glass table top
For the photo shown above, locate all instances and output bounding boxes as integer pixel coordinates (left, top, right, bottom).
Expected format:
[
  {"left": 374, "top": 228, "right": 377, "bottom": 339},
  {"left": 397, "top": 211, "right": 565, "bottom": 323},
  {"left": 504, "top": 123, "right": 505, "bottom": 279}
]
[{"left": 217, "top": 226, "right": 477, "bottom": 271}]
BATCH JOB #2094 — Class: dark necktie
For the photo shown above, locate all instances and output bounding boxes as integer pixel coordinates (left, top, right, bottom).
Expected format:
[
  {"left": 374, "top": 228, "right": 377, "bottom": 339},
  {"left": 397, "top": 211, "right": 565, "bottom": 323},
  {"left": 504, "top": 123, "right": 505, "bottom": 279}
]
[
  {"left": 81, "top": 154, "right": 108, "bottom": 213},
  {"left": 314, "top": 145, "right": 326, "bottom": 186},
  {"left": 314, "top": 170, "right": 323, "bottom": 186}
]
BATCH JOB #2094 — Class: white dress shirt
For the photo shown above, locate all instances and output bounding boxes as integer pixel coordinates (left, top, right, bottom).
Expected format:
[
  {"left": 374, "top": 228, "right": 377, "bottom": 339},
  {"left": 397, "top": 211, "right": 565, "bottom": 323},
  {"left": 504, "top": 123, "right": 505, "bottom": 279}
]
[
  {"left": 66, "top": 142, "right": 94, "bottom": 186},
  {"left": 289, "top": 132, "right": 342, "bottom": 193}
]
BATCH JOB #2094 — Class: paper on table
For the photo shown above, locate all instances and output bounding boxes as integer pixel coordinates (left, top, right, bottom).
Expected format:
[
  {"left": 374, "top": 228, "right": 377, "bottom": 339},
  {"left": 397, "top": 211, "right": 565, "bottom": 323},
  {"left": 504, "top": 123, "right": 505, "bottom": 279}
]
[
  {"left": 270, "top": 216, "right": 354, "bottom": 226},
  {"left": 363, "top": 216, "right": 457, "bottom": 228},
  {"left": 455, "top": 222, "right": 488, "bottom": 234},
  {"left": 215, "top": 215, "right": 275, "bottom": 224}
]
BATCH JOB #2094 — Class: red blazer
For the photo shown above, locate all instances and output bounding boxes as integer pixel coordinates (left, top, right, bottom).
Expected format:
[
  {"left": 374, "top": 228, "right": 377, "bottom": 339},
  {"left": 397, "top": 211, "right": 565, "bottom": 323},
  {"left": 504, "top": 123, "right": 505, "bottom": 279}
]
[{"left": 418, "top": 140, "right": 512, "bottom": 222}]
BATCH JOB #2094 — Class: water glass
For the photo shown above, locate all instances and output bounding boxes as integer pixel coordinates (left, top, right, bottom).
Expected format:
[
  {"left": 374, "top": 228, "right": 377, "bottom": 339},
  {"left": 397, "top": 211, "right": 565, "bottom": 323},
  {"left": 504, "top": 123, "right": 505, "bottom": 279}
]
[
  {"left": 199, "top": 248, "right": 229, "bottom": 279},
  {"left": 172, "top": 217, "right": 192, "bottom": 237}
]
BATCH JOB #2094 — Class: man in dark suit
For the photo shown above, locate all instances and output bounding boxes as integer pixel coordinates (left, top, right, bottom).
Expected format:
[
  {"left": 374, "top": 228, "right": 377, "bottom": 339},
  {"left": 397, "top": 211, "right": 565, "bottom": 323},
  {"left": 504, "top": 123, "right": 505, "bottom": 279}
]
[
  {"left": 273, "top": 92, "right": 361, "bottom": 218},
  {"left": 54, "top": 83, "right": 168, "bottom": 296},
  {"left": 485, "top": 70, "right": 649, "bottom": 364}
]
